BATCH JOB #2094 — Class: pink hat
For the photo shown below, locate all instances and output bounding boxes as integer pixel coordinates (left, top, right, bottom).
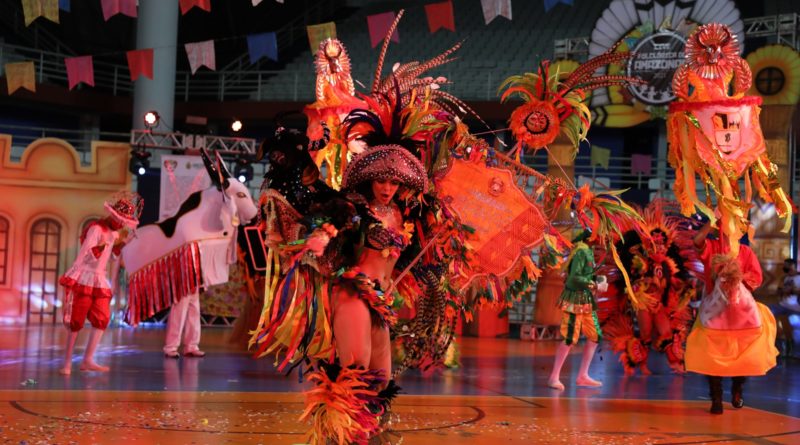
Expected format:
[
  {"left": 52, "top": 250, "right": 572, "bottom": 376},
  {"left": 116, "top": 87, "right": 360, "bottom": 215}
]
[
  {"left": 341, "top": 145, "right": 428, "bottom": 193},
  {"left": 104, "top": 191, "right": 144, "bottom": 228}
]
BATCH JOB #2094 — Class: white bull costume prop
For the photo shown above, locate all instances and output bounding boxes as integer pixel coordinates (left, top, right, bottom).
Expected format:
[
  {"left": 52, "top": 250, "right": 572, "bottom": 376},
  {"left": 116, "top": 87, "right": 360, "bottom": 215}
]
[{"left": 122, "top": 149, "right": 258, "bottom": 334}]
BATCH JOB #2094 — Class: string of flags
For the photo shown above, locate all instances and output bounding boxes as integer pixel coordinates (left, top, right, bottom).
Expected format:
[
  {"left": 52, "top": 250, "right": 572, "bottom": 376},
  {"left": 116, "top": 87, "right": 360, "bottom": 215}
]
[{"left": 8, "top": 0, "right": 574, "bottom": 94}]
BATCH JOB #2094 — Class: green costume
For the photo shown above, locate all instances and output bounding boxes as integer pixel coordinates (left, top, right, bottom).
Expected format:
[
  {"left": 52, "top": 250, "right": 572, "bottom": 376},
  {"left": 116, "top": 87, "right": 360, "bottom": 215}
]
[{"left": 558, "top": 242, "right": 597, "bottom": 314}]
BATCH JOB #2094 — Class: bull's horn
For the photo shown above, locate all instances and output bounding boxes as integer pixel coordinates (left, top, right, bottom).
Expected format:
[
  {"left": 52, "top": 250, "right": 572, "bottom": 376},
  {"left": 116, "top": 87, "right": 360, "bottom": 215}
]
[
  {"left": 215, "top": 151, "right": 232, "bottom": 189},
  {"left": 201, "top": 148, "right": 223, "bottom": 190}
]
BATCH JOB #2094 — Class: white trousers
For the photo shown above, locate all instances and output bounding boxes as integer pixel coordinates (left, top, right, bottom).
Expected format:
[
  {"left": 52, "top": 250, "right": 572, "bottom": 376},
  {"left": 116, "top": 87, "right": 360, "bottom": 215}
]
[{"left": 164, "top": 291, "right": 202, "bottom": 354}]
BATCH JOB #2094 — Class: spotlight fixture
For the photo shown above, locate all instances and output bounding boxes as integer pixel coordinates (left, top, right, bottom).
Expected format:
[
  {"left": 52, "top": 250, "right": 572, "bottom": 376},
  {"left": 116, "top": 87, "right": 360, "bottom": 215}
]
[
  {"left": 231, "top": 119, "right": 243, "bottom": 133},
  {"left": 143, "top": 111, "right": 160, "bottom": 129},
  {"left": 129, "top": 147, "right": 152, "bottom": 176},
  {"left": 234, "top": 156, "right": 254, "bottom": 183}
]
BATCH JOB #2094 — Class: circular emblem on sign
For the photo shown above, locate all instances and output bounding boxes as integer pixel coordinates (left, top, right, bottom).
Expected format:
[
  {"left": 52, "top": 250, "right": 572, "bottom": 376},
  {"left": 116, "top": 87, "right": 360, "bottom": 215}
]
[
  {"left": 626, "top": 31, "right": 686, "bottom": 105},
  {"left": 488, "top": 177, "right": 505, "bottom": 196}
]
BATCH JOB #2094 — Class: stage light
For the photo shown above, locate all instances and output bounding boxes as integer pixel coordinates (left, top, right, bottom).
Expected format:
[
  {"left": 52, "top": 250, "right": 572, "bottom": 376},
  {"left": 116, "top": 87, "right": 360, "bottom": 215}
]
[
  {"left": 129, "top": 148, "right": 151, "bottom": 176},
  {"left": 234, "top": 157, "right": 254, "bottom": 183},
  {"left": 143, "top": 111, "right": 160, "bottom": 128},
  {"left": 231, "top": 119, "right": 243, "bottom": 132}
]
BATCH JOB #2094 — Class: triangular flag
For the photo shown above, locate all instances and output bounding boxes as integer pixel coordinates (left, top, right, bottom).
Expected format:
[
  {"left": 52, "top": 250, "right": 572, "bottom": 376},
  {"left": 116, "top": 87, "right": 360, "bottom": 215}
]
[
  {"left": 247, "top": 32, "right": 278, "bottom": 64},
  {"left": 631, "top": 154, "right": 652, "bottom": 176},
  {"left": 306, "top": 22, "right": 337, "bottom": 53},
  {"left": 251, "top": 0, "right": 263, "bottom": 5},
  {"left": 126, "top": 48, "right": 154, "bottom": 81},
  {"left": 5, "top": 61, "right": 36, "bottom": 94},
  {"left": 185, "top": 40, "right": 216, "bottom": 74},
  {"left": 590, "top": 145, "right": 610, "bottom": 169},
  {"left": 64, "top": 56, "right": 94, "bottom": 90},
  {"left": 424, "top": 1, "right": 455, "bottom": 33},
  {"left": 367, "top": 12, "right": 398, "bottom": 48},
  {"left": 179, "top": 0, "right": 211, "bottom": 15},
  {"left": 481, "top": 0, "right": 512, "bottom": 25},
  {"left": 544, "top": 0, "right": 574, "bottom": 13},
  {"left": 101, "top": 0, "right": 137, "bottom": 21},
  {"left": 59, "top": 0, "right": 70, "bottom": 12},
  {"left": 22, "top": 0, "right": 59, "bottom": 26}
]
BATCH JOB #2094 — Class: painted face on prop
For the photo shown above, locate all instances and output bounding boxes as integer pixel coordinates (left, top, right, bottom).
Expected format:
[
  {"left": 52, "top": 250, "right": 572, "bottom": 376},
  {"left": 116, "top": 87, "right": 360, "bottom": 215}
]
[{"left": 667, "top": 23, "right": 793, "bottom": 254}]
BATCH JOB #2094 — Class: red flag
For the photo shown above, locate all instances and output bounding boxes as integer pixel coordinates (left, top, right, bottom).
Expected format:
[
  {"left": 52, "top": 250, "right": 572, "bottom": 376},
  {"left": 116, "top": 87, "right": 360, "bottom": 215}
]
[
  {"left": 64, "top": 56, "right": 94, "bottom": 90},
  {"left": 126, "top": 48, "right": 154, "bottom": 81},
  {"left": 179, "top": 0, "right": 211, "bottom": 15},
  {"left": 424, "top": 1, "right": 455, "bottom": 33},
  {"left": 101, "top": 0, "right": 137, "bottom": 21},
  {"left": 366, "top": 12, "right": 398, "bottom": 48}
]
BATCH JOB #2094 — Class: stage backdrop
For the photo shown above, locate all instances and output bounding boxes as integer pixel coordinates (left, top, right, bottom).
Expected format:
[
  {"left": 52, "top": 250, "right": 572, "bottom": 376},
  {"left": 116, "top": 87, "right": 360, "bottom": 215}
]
[{"left": 0, "top": 135, "right": 131, "bottom": 324}]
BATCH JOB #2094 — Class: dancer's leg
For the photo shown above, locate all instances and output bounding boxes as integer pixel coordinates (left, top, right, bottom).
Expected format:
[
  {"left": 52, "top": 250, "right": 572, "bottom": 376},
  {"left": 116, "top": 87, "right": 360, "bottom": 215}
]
[
  {"left": 369, "top": 324, "right": 391, "bottom": 388},
  {"left": 60, "top": 330, "right": 79, "bottom": 375},
  {"left": 333, "top": 289, "right": 372, "bottom": 368},
  {"left": 164, "top": 295, "right": 191, "bottom": 356},
  {"left": 548, "top": 342, "right": 571, "bottom": 390},
  {"left": 182, "top": 292, "right": 204, "bottom": 356},
  {"left": 80, "top": 327, "right": 109, "bottom": 372},
  {"left": 576, "top": 341, "right": 602, "bottom": 387},
  {"left": 708, "top": 376, "right": 723, "bottom": 414}
]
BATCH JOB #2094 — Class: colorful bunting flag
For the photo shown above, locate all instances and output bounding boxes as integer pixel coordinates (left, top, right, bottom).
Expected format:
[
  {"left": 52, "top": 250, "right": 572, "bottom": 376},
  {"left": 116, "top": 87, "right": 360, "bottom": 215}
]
[
  {"left": 306, "top": 22, "right": 337, "bottom": 53},
  {"left": 590, "top": 145, "right": 611, "bottom": 169},
  {"left": 22, "top": 0, "right": 59, "bottom": 26},
  {"left": 367, "top": 12, "right": 399, "bottom": 48},
  {"left": 59, "top": 0, "right": 70, "bottom": 12},
  {"left": 179, "top": 0, "right": 211, "bottom": 15},
  {"left": 481, "top": 0, "right": 512, "bottom": 25},
  {"left": 64, "top": 56, "right": 94, "bottom": 90},
  {"left": 631, "top": 154, "right": 652, "bottom": 176},
  {"left": 544, "top": 0, "right": 573, "bottom": 13},
  {"left": 185, "top": 40, "right": 216, "bottom": 74},
  {"left": 247, "top": 32, "right": 278, "bottom": 64},
  {"left": 424, "top": 1, "right": 455, "bottom": 33},
  {"left": 126, "top": 48, "right": 154, "bottom": 81},
  {"left": 5, "top": 61, "right": 36, "bottom": 95},
  {"left": 101, "top": 0, "right": 137, "bottom": 21},
  {"left": 252, "top": 0, "right": 263, "bottom": 5}
]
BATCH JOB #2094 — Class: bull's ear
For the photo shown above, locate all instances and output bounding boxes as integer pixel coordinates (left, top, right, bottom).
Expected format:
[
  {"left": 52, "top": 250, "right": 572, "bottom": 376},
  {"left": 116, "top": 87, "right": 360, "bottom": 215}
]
[
  {"left": 201, "top": 148, "right": 222, "bottom": 191},
  {"left": 215, "top": 151, "right": 231, "bottom": 189}
]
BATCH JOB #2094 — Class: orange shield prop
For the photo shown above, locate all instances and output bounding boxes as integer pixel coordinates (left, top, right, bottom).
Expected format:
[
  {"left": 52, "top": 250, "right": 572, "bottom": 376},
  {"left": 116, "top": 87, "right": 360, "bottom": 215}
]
[{"left": 435, "top": 159, "right": 547, "bottom": 287}]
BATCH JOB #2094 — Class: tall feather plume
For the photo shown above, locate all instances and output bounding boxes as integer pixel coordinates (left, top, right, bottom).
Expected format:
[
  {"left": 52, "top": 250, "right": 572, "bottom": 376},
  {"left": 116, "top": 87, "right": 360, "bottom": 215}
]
[{"left": 372, "top": 10, "right": 405, "bottom": 94}]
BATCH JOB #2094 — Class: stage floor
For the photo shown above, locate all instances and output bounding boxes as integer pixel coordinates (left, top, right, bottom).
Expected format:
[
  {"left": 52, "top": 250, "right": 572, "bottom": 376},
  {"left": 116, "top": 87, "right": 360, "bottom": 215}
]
[{"left": 1, "top": 326, "right": 798, "bottom": 444}]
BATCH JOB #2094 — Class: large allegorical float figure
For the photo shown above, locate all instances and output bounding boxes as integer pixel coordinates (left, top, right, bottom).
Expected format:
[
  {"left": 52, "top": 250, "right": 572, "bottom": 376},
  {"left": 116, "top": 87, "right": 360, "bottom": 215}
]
[{"left": 668, "top": 23, "right": 782, "bottom": 414}]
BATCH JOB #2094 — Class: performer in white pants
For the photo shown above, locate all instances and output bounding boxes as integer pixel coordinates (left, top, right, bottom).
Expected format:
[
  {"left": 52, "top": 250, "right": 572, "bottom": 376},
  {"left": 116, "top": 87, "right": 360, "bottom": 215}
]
[
  {"left": 163, "top": 238, "right": 232, "bottom": 358},
  {"left": 163, "top": 291, "right": 203, "bottom": 358}
]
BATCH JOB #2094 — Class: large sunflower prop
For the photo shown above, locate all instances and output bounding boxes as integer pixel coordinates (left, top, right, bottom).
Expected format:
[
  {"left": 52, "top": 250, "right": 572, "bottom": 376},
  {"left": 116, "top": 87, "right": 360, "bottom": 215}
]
[{"left": 499, "top": 44, "right": 644, "bottom": 156}]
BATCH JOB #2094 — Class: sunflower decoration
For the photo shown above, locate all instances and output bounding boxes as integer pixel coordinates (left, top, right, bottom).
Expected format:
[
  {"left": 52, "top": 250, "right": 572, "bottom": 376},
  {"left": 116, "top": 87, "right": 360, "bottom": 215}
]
[
  {"left": 746, "top": 44, "right": 800, "bottom": 106},
  {"left": 499, "top": 44, "right": 644, "bottom": 157}
]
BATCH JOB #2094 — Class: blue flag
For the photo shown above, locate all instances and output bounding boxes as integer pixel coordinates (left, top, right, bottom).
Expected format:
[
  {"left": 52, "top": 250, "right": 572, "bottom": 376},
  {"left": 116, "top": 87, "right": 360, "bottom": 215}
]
[
  {"left": 59, "top": 0, "right": 71, "bottom": 12},
  {"left": 543, "top": 0, "right": 573, "bottom": 13},
  {"left": 247, "top": 32, "right": 278, "bottom": 64}
]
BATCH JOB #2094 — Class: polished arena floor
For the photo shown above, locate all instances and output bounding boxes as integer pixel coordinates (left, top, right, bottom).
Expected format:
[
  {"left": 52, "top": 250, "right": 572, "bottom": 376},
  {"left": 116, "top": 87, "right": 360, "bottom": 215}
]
[{"left": 0, "top": 326, "right": 798, "bottom": 444}]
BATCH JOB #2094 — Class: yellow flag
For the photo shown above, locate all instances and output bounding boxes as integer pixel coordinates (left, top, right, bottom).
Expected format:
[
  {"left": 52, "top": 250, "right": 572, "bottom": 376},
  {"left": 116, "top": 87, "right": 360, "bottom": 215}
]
[
  {"left": 22, "top": 0, "right": 59, "bottom": 27},
  {"left": 306, "top": 22, "right": 337, "bottom": 53},
  {"left": 5, "top": 61, "right": 36, "bottom": 94}
]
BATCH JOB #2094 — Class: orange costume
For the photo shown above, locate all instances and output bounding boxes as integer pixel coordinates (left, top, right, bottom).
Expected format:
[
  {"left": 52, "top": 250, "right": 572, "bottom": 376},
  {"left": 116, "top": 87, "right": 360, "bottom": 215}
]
[{"left": 685, "top": 238, "right": 778, "bottom": 377}]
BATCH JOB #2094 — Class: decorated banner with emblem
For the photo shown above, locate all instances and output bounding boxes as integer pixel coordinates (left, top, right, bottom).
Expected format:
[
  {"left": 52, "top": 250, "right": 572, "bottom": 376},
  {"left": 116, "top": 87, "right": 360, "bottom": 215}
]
[{"left": 434, "top": 158, "right": 547, "bottom": 287}]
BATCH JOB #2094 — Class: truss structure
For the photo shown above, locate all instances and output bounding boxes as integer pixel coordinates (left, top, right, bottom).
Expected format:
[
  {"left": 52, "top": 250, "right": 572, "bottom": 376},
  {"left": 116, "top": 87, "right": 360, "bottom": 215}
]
[
  {"left": 130, "top": 130, "right": 257, "bottom": 156},
  {"left": 555, "top": 13, "right": 800, "bottom": 60}
]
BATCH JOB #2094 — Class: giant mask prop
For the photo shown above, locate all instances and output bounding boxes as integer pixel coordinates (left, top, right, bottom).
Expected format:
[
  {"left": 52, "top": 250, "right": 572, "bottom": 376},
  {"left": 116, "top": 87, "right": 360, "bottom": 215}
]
[{"left": 667, "top": 23, "right": 792, "bottom": 253}]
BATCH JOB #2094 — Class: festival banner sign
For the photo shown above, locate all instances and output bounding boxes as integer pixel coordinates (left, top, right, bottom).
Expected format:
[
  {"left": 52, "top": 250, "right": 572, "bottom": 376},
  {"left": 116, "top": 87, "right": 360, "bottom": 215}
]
[{"left": 435, "top": 158, "right": 546, "bottom": 287}]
